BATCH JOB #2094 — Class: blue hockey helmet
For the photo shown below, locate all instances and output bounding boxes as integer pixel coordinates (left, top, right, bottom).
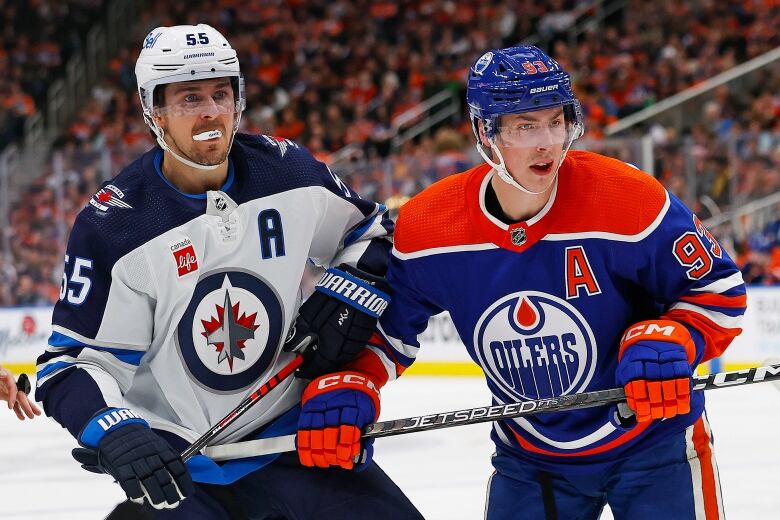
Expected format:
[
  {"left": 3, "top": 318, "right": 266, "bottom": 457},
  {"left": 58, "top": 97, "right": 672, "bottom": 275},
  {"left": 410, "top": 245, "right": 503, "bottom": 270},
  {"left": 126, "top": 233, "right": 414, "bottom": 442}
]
[{"left": 466, "top": 46, "right": 584, "bottom": 193}]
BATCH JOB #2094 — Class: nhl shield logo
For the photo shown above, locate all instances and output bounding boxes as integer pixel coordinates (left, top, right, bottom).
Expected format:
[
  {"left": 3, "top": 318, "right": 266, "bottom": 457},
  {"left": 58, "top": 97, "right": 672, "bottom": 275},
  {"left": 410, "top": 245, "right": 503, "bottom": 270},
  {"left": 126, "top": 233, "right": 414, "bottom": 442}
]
[
  {"left": 511, "top": 227, "right": 527, "bottom": 246},
  {"left": 214, "top": 196, "right": 228, "bottom": 212}
]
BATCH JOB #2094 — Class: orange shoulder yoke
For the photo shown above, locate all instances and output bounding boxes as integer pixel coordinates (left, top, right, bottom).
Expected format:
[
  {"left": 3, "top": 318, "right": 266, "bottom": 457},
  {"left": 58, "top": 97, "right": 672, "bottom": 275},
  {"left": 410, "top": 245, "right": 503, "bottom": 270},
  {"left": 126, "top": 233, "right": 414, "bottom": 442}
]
[
  {"left": 394, "top": 165, "right": 490, "bottom": 254},
  {"left": 549, "top": 151, "right": 668, "bottom": 236}
]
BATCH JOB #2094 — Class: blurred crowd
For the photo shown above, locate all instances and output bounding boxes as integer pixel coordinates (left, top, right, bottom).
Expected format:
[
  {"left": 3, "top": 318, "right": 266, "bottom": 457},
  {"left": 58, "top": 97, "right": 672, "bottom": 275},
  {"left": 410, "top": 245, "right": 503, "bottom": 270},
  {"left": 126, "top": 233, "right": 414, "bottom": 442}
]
[
  {"left": 731, "top": 215, "right": 780, "bottom": 285},
  {"left": 0, "top": 0, "right": 107, "bottom": 149},
  {"left": 3, "top": 0, "right": 780, "bottom": 306}
]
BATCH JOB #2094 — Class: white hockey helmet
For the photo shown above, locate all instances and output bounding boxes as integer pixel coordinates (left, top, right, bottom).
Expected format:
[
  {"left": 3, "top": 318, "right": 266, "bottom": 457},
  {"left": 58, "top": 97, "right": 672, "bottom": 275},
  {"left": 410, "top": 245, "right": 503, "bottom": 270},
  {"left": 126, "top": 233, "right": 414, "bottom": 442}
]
[{"left": 135, "top": 24, "right": 246, "bottom": 170}]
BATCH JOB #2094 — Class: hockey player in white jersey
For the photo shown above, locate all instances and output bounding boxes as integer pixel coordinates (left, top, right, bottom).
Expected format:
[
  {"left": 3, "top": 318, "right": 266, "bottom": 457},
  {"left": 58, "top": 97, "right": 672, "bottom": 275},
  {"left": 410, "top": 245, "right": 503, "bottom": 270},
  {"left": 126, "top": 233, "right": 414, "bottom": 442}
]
[{"left": 35, "top": 24, "right": 422, "bottom": 519}]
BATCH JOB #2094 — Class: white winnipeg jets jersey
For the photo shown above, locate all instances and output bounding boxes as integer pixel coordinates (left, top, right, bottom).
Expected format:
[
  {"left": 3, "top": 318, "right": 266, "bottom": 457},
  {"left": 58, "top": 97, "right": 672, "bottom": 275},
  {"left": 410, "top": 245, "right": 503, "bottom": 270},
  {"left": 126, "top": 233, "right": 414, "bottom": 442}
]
[{"left": 36, "top": 134, "right": 394, "bottom": 450}]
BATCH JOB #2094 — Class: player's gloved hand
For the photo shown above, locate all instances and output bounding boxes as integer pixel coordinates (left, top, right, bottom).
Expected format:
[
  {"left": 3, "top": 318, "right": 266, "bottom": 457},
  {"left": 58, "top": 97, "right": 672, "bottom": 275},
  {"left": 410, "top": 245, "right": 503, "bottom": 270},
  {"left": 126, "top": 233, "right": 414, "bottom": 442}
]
[
  {"left": 616, "top": 320, "right": 697, "bottom": 423},
  {"left": 72, "top": 408, "right": 194, "bottom": 510},
  {"left": 287, "top": 264, "right": 390, "bottom": 379},
  {"left": 297, "top": 371, "right": 380, "bottom": 471}
]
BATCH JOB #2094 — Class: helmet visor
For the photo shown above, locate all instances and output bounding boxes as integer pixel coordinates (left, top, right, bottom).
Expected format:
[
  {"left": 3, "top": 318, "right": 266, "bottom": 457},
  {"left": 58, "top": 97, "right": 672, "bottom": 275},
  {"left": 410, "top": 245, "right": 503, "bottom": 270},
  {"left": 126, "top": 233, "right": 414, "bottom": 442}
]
[
  {"left": 153, "top": 97, "right": 241, "bottom": 118},
  {"left": 495, "top": 109, "right": 578, "bottom": 149}
]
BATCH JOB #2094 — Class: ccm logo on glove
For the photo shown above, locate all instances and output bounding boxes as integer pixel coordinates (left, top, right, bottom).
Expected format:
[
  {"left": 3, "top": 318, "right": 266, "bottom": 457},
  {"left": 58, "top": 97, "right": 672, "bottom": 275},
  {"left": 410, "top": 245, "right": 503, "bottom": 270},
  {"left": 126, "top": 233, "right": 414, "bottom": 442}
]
[
  {"left": 313, "top": 373, "right": 380, "bottom": 396},
  {"left": 621, "top": 321, "right": 690, "bottom": 347},
  {"left": 617, "top": 320, "right": 697, "bottom": 423},
  {"left": 298, "top": 371, "right": 381, "bottom": 471}
]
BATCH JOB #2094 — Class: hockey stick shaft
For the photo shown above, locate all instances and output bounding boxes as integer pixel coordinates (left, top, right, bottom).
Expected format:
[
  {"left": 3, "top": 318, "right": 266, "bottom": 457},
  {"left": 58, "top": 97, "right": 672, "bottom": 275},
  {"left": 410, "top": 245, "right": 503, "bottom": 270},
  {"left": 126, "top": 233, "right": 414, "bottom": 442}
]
[
  {"left": 362, "top": 363, "right": 780, "bottom": 439},
  {"left": 181, "top": 330, "right": 317, "bottom": 462},
  {"left": 205, "top": 363, "right": 780, "bottom": 461},
  {"left": 181, "top": 354, "right": 304, "bottom": 461}
]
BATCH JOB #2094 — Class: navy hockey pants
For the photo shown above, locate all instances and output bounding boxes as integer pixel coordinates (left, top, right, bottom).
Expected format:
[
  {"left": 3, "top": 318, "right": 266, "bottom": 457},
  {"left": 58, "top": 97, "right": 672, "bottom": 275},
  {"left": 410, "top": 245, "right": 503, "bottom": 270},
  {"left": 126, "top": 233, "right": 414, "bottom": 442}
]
[
  {"left": 486, "top": 415, "right": 724, "bottom": 520},
  {"left": 137, "top": 452, "right": 423, "bottom": 519}
]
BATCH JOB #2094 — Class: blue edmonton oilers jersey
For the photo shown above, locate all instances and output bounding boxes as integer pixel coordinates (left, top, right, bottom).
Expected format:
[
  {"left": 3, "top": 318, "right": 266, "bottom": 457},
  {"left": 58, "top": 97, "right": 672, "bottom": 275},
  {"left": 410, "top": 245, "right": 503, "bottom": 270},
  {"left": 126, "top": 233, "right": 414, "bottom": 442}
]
[
  {"left": 375, "top": 151, "right": 746, "bottom": 472},
  {"left": 35, "top": 133, "right": 394, "bottom": 483}
]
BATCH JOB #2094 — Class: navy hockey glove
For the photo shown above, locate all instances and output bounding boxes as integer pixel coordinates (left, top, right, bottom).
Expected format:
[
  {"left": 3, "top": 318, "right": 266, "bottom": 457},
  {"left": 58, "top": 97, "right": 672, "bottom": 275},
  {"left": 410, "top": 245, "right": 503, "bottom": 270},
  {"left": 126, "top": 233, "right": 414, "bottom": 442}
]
[
  {"left": 72, "top": 408, "right": 194, "bottom": 510},
  {"left": 616, "top": 320, "right": 697, "bottom": 423},
  {"left": 287, "top": 264, "right": 390, "bottom": 379},
  {"left": 297, "top": 371, "right": 380, "bottom": 471}
]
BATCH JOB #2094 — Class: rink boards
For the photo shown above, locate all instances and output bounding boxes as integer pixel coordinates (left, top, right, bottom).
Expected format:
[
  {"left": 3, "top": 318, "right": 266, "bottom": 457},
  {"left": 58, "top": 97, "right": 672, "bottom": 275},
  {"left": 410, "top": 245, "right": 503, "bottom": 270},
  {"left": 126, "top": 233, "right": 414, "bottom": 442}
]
[{"left": 1, "top": 286, "right": 779, "bottom": 376}]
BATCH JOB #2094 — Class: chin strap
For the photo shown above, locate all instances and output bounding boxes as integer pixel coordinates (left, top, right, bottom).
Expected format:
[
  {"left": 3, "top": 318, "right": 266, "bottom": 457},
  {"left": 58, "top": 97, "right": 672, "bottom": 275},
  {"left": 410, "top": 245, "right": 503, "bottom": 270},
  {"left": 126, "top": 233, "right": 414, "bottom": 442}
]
[
  {"left": 475, "top": 140, "right": 560, "bottom": 195},
  {"left": 471, "top": 112, "right": 582, "bottom": 196},
  {"left": 145, "top": 111, "right": 243, "bottom": 171}
]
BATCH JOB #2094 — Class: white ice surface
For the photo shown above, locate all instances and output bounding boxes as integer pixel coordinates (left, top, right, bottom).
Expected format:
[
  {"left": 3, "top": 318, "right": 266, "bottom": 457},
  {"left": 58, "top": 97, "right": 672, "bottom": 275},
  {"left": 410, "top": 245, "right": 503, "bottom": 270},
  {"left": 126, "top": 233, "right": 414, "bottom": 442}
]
[{"left": 1, "top": 377, "right": 778, "bottom": 519}]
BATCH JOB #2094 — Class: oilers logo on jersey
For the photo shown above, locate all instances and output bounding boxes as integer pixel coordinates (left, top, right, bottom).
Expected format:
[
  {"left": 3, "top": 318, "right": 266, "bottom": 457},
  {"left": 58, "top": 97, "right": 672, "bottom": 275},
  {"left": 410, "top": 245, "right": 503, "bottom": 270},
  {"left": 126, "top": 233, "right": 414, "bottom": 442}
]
[
  {"left": 474, "top": 291, "right": 597, "bottom": 402},
  {"left": 177, "top": 270, "right": 283, "bottom": 392}
]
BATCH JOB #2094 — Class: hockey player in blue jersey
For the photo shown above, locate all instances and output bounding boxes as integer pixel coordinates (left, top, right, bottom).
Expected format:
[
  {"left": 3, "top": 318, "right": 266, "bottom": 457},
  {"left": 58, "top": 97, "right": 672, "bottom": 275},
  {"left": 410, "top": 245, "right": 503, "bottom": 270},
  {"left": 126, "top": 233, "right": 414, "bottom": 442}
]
[
  {"left": 35, "top": 24, "right": 422, "bottom": 519},
  {"left": 367, "top": 46, "right": 747, "bottom": 519}
]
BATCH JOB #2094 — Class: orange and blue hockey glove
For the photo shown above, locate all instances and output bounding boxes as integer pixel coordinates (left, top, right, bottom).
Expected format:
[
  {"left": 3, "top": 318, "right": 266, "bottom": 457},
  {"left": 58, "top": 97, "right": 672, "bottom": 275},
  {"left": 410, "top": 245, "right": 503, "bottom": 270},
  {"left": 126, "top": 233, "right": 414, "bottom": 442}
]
[
  {"left": 297, "top": 371, "right": 380, "bottom": 471},
  {"left": 616, "top": 320, "right": 697, "bottom": 423}
]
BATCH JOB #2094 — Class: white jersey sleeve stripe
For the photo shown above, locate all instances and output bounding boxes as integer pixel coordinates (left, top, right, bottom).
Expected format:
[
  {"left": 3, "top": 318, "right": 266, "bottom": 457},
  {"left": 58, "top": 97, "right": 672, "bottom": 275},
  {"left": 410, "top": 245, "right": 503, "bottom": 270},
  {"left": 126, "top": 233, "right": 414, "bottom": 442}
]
[
  {"left": 689, "top": 271, "right": 745, "bottom": 294},
  {"left": 377, "top": 323, "right": 420, "bottom": 360},
  {"left": 668, "top": 302, "right": 744, "bottom": 329},
  {"left": 366, "top": 345, "right": 400, "bottom": 383}
]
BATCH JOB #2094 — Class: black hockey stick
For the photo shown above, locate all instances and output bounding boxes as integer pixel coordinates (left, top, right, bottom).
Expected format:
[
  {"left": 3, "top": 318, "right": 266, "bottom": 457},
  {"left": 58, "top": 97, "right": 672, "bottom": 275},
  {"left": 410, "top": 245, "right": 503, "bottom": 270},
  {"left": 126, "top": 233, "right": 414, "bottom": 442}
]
[
  {"left": 202, "top": 362, "right": 780, "bottom": 462},
  {"left": 181, "top": 331, "right": 316, "bottom": 461},
  {"left": 362, "top": 363, "right": 780, "bottom": 439}
]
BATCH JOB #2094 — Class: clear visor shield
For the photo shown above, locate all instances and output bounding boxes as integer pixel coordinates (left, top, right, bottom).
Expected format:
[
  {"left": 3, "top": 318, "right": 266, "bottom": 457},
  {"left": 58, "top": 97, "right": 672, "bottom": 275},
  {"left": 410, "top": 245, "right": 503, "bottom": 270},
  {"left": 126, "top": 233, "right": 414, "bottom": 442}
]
[
  {"left": 495, "top": 113, "right": 579, "bottom": 150},
  {"left": 152, "top": 97, "right": 242, "bottom": 118}
]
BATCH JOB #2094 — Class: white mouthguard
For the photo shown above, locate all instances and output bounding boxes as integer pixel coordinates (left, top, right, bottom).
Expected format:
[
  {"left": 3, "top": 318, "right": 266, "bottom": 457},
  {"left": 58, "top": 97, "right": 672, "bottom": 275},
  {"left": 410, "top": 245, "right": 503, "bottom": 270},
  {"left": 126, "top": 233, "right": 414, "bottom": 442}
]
[{"left": 193, "top": 130, "right": 223, "bottom": 141}]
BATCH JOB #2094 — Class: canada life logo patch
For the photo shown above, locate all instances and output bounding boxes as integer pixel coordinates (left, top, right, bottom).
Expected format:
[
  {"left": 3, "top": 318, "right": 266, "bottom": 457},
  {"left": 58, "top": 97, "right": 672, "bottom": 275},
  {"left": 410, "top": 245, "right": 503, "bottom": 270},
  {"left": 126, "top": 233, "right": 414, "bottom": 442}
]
[
  {"left": 170, "top": 238, "right": 198, "bottom": 277},
  {"left": 474, "top": 291, "right": 597, "bottom": 402},
  {"left": 176, "top": 270, "right": 283, "bottom": 392}
]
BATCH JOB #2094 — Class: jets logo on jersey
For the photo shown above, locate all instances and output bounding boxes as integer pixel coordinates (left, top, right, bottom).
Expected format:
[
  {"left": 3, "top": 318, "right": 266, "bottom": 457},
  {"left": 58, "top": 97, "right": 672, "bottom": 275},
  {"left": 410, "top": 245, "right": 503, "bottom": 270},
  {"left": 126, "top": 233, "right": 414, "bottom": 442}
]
[
  {"left": 143, "top": 32, "right": 161, "bottom": 49},
  {"left": 200, "top": 289, "right": 259, "bottom": 371},
  {"left": 474, "top": 291, "right": 597, "bottom": 402},
  {"left": 89, "top": 185, "right": 132, "bottom": 212},
  {"left": 176, "top": 270, "right": 283, "bottom": 392}
]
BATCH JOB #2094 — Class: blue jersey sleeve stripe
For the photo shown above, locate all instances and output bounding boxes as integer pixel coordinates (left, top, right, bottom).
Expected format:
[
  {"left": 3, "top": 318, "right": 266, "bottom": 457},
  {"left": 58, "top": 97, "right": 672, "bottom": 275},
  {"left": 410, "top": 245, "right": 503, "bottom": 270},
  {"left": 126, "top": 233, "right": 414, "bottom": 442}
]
[
  {"left": 103, "top": 350, "right": 144, "bottom": 366},
  {"left": 48, "top": 331, "right": 87, "bottom": 348},
  {"left": 47, "top": 332, "right": 144, "bottom": 366},
  {"left": 37, "top": 361, "right": 77, "bottom": 380},
  {"left": 343, "top": 205, "right": 386, "bottom": 248},
  {"left": 343, "top": 218, "right": 376, "bottom": 248},
  {"left": 720, "top": 286, "right": 747, "bottom": 297}
]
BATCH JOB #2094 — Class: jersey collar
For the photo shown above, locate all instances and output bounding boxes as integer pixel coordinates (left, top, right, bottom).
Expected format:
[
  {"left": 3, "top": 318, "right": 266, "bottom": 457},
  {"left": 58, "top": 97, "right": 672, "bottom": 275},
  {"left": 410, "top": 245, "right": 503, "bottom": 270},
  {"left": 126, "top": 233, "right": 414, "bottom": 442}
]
[
  {"left": 153, "top": 149, "right": 235, "bottom": 200},
  {"left": 469, "top": 164, "right": 562, "bottom": 253}
]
